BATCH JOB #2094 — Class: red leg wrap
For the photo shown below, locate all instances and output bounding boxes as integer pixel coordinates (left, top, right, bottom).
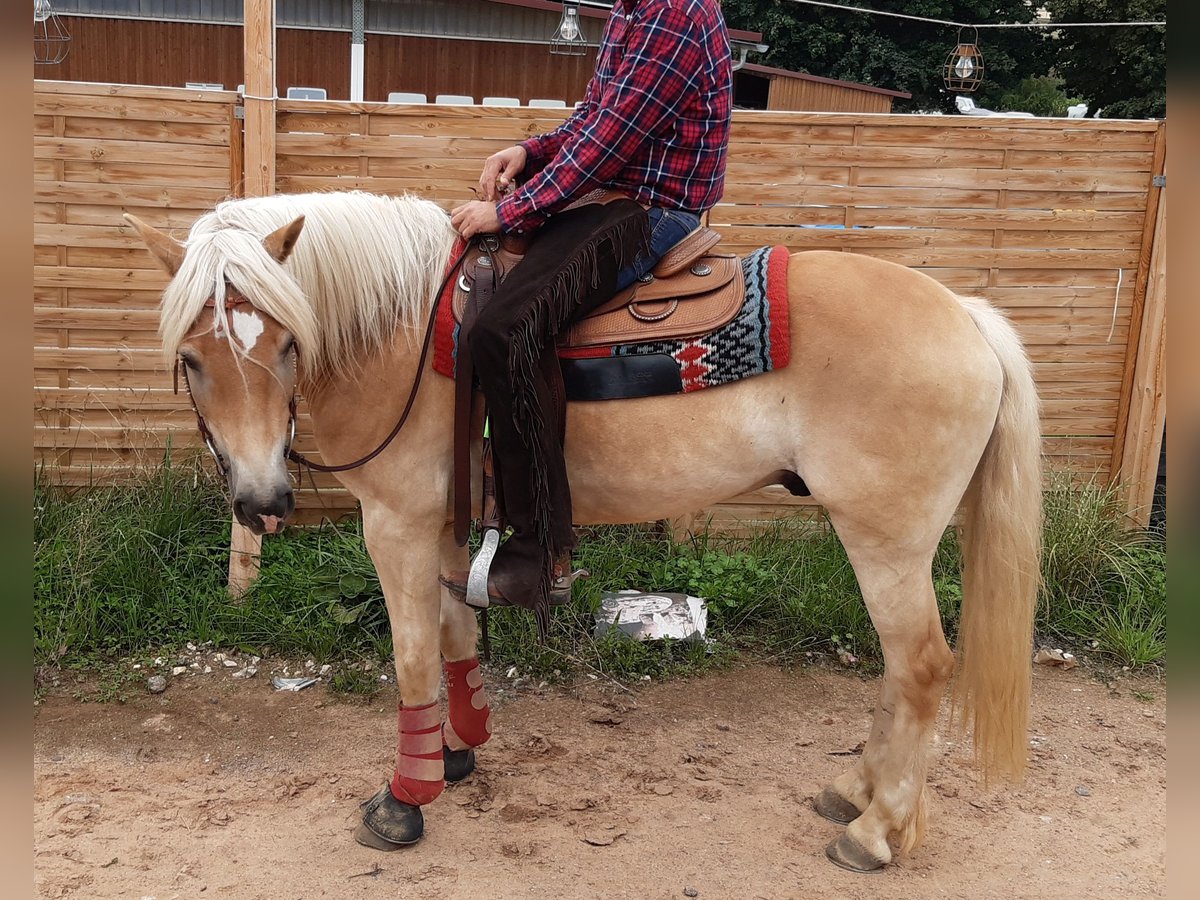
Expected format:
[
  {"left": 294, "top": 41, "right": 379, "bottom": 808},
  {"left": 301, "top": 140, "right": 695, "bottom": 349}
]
[
  {"left": 389, "top": 702, "right": 444, "bottom": 806},
  {"left": 443, "top": 657, "right": 492, "bottom": 751}
]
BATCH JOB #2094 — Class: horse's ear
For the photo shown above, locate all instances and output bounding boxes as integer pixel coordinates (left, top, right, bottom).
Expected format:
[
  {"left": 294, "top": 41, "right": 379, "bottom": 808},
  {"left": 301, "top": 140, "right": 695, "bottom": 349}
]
[
  {"left": 263, "top": 216, "right": 306, "bottom": 263},
  {"left": 123, "top": 213, "right": 185, "bottom": 275}
]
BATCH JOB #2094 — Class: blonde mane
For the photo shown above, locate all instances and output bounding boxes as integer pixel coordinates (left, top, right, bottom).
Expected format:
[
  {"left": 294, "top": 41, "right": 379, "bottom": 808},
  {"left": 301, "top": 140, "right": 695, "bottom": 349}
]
[{"left": 158, "top": 191, "right": 456, "bottom": 382}]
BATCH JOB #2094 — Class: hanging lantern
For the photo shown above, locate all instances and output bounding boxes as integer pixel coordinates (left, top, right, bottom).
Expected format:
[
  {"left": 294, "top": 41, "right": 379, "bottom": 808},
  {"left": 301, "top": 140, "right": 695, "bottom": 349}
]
[
  {"left": 943, "top": 27, "right": 983, "bottom": 93},
  {"left": 34, "top": 0, "right": 71, "bottom": 66},
  {"left": 550, "top": 1, "right": 587, "bottom": 56}
]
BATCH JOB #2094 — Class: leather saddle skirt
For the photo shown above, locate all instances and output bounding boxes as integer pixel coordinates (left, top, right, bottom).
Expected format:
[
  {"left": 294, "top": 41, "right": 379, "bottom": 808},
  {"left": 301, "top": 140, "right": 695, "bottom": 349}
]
[{"left": 451, "top": 224, "right": 746, "bottom": 352}]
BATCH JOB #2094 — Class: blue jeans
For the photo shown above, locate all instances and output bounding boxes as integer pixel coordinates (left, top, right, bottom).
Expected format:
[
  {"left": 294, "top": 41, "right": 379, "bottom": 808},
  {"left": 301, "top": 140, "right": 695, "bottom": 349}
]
[{"left": 615, "top": 207, "right": 702, "bottom": 293}]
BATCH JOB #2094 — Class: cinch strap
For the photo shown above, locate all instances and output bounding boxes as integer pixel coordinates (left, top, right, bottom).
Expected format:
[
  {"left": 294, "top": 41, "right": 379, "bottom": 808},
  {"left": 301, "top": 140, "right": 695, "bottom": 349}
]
[
  {"left": 389, "top": 702, "right": 445, "bottom": 806},
  {"left": 443, "top": 657, "right": 492, "bottom": 751}
]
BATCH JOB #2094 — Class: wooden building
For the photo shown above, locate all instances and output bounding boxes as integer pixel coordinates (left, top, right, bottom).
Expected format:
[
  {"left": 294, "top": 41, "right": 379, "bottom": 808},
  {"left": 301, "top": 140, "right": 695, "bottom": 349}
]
[
  {"left": 734, "top": 63, "right": 911, "bottom": 113},
  {"left": 39, "top": 0, "right": 907, "bottom": 111}
]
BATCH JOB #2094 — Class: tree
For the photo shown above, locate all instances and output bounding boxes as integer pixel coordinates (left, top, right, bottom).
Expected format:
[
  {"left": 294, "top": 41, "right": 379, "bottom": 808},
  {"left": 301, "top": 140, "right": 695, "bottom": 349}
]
[
  {"left": 721, "top": 0, "right": 1055, "bottom": 112},
  {"left": 1045, "top": 0, "right": 1165, "bottom": 118},
  {"left": 998, "top": 76, "right": 1083, "bottom": 117}
]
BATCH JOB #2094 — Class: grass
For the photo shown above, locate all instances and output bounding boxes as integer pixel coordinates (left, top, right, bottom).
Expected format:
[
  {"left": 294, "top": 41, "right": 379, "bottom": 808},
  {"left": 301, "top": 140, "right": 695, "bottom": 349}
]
[{"left": 35, "top": 458, "right": 1166, "bottom": 691}]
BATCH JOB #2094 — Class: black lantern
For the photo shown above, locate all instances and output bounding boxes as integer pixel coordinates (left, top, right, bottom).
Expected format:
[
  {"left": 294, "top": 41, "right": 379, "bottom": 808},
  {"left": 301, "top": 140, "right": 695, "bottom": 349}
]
[
  {"left": 34, "top": 0, "right": 71, "bottom": 66},
  {"left": 943, "top": 27, "right": 983, "bottom": 93},
  {"left": 550, "top": 1, "right": 587, "bottom": 56}
]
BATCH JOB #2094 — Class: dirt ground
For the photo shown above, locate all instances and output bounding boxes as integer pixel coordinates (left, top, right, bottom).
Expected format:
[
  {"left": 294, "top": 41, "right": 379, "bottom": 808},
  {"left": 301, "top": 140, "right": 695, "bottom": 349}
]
[{"left": 34, "top": 662, "right": 1165, "bottom": 899}]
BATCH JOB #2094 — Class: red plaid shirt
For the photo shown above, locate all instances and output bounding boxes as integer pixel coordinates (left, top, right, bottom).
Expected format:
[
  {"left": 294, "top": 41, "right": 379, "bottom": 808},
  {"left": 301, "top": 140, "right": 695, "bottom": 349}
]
[{"left": 496, "top": 0, "right": 732, "bottom": 233}]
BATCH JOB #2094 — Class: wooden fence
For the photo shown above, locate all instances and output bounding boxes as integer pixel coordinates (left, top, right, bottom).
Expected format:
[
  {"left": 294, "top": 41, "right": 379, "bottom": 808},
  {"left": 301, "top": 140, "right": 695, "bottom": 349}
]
[{"left": 34, "top": 81, "right": 1168, "bottom": 531}]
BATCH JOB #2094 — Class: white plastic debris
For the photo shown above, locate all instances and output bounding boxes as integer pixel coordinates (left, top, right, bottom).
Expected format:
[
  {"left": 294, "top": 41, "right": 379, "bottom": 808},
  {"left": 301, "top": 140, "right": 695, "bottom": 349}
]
[
  {"left": 1033, "top": 648, "right": 1078, "bottom": 670},
  {"left": 232, "top": 666, "right": 258, "bottom": 679},
  {"left": 272, "top": 676, "right": 318, "bottom": 692},
  {"left": 594, "top": 591, "right": 708, "bottom": 643}
]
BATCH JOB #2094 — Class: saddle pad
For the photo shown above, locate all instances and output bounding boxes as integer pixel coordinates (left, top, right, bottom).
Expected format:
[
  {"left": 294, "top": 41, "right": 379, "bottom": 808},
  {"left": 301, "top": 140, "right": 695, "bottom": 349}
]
[{"left": 432, "top": 245, "right": 790, "bottom": 399}]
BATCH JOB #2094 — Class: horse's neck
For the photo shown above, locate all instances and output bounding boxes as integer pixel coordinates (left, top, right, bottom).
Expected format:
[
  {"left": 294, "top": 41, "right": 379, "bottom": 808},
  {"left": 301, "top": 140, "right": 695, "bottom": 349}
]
[{"left": 298, "top": 225, "right": 458, "bottom": 471}]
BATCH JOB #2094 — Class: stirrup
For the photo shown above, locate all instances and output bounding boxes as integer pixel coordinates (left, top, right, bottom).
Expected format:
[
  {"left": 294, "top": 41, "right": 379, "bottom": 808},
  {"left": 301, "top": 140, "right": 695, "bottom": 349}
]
[{"left": 465, "top": 528, "right": 502, "bottom": 609}]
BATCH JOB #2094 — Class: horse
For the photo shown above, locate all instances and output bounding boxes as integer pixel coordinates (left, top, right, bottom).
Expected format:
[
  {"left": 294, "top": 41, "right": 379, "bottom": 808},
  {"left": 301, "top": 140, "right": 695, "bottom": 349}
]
[{"left": 125, "top": 188, "right": 1041, "bottom": 873}]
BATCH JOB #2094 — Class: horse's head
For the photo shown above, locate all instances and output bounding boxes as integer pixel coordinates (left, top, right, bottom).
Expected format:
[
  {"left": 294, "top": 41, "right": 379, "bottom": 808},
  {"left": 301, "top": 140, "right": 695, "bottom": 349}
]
[{"left": 126, "top": 213, "right": 311, "bottom": 535}]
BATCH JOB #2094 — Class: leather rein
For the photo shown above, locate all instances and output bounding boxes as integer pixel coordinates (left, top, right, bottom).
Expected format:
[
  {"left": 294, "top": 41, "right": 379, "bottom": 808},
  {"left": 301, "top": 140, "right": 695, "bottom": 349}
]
[{"left": 178, "top": 245, "right": 469, "bottom": 477}]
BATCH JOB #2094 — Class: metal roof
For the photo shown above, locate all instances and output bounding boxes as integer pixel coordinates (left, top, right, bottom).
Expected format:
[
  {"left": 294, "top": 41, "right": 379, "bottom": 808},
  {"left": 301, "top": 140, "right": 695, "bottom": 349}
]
[{"left": 52, "top": 0, "right": 599, "bottom": 43}]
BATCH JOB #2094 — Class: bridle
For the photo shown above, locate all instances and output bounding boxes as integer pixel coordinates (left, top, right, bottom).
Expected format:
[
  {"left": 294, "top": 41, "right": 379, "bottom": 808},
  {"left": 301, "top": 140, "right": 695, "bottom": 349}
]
[{"left": 177, "top": 245, "right": 470, "bottom": 478}]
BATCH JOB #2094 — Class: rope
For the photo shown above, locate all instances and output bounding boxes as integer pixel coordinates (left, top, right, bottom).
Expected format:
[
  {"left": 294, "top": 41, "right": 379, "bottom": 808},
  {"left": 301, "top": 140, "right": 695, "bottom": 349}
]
[
  {"left": 779, "top": 0, "right": 1165, "bottom": 30},
  {"left": 1107, "top": 268, "right": 1124, "bottom": 343}
]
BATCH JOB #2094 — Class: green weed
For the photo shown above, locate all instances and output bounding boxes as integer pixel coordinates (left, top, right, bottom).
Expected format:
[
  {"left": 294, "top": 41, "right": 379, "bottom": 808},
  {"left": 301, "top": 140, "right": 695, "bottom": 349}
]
[{"left": 35, "top": 461, "right": 1167, "bottom": 688}]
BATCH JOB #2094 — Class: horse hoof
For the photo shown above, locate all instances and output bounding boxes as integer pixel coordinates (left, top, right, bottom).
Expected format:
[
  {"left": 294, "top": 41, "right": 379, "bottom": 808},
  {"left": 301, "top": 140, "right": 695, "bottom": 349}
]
[
  {"left": 355, "top": 785, "right": 424, "bottom": 850},
  {"left": 813, "top": 787, "right": 863, "bottom": 825},
  {"left": 824, "top": 834, "right": 887, "bottom": 874},
  {"left": 444, "top": 746, "right": 476, "bottom": 783}
]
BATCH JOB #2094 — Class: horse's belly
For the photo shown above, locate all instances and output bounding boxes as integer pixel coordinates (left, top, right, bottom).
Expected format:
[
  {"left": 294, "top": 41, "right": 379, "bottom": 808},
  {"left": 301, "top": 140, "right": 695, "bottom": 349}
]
[{"left": 562, "top": 383, "right": 793, "bottom": 524}]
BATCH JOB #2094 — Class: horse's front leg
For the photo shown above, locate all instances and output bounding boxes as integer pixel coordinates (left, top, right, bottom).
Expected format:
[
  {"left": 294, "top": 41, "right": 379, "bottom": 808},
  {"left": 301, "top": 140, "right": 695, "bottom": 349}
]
[
  {"left": 354, "top": 503, "right": 446, "bottom": 850},
  {"left": 438, "top": 524, "right": 492, "bottom": 783}
]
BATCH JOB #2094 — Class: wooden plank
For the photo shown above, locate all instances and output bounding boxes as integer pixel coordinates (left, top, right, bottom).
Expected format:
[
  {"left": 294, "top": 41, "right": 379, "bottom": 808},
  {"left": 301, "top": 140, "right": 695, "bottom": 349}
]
[
  {"left": 856, "top": 124, "right": 1157, "bottom": 150},
  {"left": 34, "top": 286, "right": 164, "bottom": 307},
  {"left": 34, "top": 347, "right": 166, "bottom": 371},
  {"left": 724, "top": 143, "right": 1008, "bottom": 168},
  {"left": 35, "top": 91, "right": 235, "bottom": 124},
  {"left": 974, "top": 285, "right": 1135, "bottom": 308},
  {"left": 35, "top": 137, "right": 230, "bottom": 169},
  {"left": 34, "top": 183, "right": 231, "bottom": 211},
  {"left": 34, "top": 307, "right": 159, "bottom": 329},
  {"left": 62, "top": 118, "right": 232, "bottom": 145},
  {"left": 1004, "top": 190, "right": 1149, "bottom": 211},
  {"left": 61, "top": 205, "right": 204, "bottom": 230},
  {"left": 1005, "top": 149, "right": 1156, "bottom": 171},
  {"left": 837, "top": 249, "right": 1140, "bottom": 269},
  {"left": 1114, "top": 161, "right": 1166, "bottom": 526},
  {"left": 852, "top": 166, "right": 1149, "bottom": 193},
  {"left": 62, "top": 160, "right": 234, "bottom": 188},
  {"left": 1111, "top": 125, "right": 1167, "bottom": 482},
  {"left": 715, "top": 206, "right": 1146, "bottom": 232},
  {"left": 35, "top": 266, "right": 170, "bottom": 290},
  {"left": 714, "top": 226, "right": 997, "bottom": 249},
  {"left": 36, "top": 80, "right": 239, "bottom": 104}
]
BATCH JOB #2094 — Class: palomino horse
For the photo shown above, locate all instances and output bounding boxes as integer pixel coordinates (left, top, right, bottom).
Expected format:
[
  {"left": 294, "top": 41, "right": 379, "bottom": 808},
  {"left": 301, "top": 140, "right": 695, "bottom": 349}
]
[{"left": 126, "top": 189, "right": 1041, "bottom": 872}]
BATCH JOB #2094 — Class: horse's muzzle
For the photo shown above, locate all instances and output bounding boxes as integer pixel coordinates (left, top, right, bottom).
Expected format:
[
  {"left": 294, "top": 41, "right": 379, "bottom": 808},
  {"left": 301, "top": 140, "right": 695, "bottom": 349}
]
[{"left": 233, "top": 487, "right": 295, "bottom": 535}]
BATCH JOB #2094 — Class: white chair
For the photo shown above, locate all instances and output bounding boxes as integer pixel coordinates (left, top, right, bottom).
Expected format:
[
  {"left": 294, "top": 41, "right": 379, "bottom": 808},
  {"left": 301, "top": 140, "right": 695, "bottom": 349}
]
[
  {"left": 435, "top": 94, "right": 474, "bottom": 105},
  {"left": 286, "top": 86, "right": 327, "bottom": 100},
  {"left": 483, "top": 96, "right": 520, "bottom": 107},
  {"left": 529, "top": 98, "right": 568, "bottom": 108},
  {"left": 387, "top": 92, "right": 428, "bottom": 104},
  {"left": 1067, "top": 103, "right": 1089, "bottom": 119}
]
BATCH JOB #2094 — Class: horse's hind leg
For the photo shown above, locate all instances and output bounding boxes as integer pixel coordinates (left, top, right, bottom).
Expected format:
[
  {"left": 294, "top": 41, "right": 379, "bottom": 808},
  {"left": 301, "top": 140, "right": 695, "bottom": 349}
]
[{"left": 818, "top": 522, "right": 954, "bottom": 872}]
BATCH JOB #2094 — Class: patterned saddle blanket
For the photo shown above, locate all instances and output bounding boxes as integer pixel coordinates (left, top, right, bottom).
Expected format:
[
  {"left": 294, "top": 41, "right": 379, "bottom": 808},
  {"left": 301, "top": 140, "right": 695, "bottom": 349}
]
[{"left": 432, "top": 244, "right": 790, "bottom": 401}]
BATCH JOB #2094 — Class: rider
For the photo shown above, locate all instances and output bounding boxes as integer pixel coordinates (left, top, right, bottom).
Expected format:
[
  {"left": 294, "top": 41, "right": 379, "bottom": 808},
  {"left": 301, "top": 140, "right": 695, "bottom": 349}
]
[{"left": 445, "top": 0, "right": 733, "bottom": 608}]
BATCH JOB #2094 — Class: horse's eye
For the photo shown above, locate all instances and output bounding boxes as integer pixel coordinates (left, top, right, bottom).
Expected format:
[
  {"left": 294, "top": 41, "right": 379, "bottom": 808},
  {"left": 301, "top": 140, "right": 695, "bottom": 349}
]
[{"left": 181, "top": 355, "right": 201, "bottom": 373}]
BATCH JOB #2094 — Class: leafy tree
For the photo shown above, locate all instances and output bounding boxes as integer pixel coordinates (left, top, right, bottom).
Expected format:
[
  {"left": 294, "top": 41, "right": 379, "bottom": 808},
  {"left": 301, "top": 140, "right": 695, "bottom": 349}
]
[
  {"left": 998, "top": 75, "right": 1083, "bottom": 116},
  {"left": 1045, "top": 0, "right": 1165, "bottom": 118},
  {"left": 722, "top": 0, "right": 1054, "bottom": 112}
]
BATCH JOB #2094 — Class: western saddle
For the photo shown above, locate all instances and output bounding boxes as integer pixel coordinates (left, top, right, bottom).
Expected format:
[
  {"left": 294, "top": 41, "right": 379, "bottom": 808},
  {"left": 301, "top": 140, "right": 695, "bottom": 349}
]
[{"left": 450, "top": 197, "right": 744, "bottom": 611}]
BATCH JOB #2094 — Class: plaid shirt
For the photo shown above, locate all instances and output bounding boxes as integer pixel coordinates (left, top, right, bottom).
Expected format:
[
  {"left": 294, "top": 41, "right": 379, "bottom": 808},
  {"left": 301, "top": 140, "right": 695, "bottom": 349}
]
[{"left": 496, "top": 0, "right": 732, "bottom": 233}]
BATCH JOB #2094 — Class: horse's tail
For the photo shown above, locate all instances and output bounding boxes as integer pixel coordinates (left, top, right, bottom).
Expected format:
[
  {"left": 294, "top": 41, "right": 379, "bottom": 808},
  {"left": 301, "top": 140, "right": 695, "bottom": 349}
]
[{"left": 952, "top": 296, "right": 1043, "bottom": 781}]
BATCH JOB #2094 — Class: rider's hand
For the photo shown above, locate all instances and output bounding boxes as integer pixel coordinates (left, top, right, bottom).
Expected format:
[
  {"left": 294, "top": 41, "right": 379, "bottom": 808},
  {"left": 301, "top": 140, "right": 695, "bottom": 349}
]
[
  {"left": 478, "top": 145, "right": 527, "bottom": 201},
  {"left": 450, "top": 200, "right": 502, "bottom": 240}
]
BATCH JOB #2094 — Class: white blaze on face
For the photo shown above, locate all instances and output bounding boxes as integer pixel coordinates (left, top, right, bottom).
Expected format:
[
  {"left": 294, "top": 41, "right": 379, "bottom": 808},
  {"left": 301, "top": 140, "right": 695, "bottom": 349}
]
[{"left": 230, "top": 308, "right": 265, "bottom": 351}]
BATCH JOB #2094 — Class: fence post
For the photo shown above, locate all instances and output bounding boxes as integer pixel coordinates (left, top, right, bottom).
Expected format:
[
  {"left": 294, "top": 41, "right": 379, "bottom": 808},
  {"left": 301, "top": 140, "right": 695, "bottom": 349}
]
[
  {"left": 227, "top": 0, "right": 278, "bottom": 596},
  {"left": 1116, "top": 168, "right": 1167, "bottom": 527}
]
